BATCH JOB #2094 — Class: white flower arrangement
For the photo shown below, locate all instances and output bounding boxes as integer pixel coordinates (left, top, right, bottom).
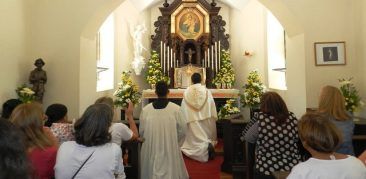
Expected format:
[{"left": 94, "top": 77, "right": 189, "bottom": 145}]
[
  {"left": 212, "top": 50, "right": 235, "bottom": 88},
  {"left": 146, "top": 51, "right": 169, "bottom": 86},
  {"left": 16, "top": 84, "right": 35, "bottom": 103},
  {"left": 339, "top": 77, "right": 363, "bottom": 113},
  {"left": 241, "top": 70, "right": 266, "bottom": 108},
  {"left": 114, "top": 71, "right": 141, "bottom": 108},
  {"left": 218, "top": 99, "right": 241, "bottom": 119}
]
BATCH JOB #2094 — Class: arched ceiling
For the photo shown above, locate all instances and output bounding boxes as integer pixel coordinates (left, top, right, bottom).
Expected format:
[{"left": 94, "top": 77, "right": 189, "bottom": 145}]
[{"left": 131, "top": 0, "right": 250, "bottom": 12}]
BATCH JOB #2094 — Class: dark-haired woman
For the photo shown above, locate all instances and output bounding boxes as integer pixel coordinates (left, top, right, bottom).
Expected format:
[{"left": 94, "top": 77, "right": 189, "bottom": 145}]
[
  {"left": 243, "top": 92, "right": 301, "bottom": 179},
  {"left": 45, "top": 103, "right": 74, "bottom": 144},
  {"left": 287, "top": 112, "right": 366, "bottom": 179},
  {"left": 0, "top": 119, "right": 30, "bottom": 179},
  {"left": 55, "top": 103, "right": 125, "bottom": 179}
]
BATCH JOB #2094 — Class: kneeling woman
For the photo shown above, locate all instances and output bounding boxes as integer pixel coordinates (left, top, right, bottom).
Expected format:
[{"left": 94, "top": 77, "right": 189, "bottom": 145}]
[
  {"left": 55, "top": 103, "right": 125, "bottom": 179},
  {"left": 243, "top": 92, "right": 301, "bottom": 179}
]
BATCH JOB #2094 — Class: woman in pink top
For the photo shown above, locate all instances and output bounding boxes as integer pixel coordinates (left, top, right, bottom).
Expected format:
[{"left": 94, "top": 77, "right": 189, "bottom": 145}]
[{"left": 11, "top": 102, "right": 59, "bottom": 179}]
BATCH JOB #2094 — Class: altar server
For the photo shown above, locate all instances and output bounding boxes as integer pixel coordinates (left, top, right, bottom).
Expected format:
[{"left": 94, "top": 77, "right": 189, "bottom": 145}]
[
  {"left": 181, "top": 73, "right": 218, "bottom": 162},
  {"left": 139, "top": 81, "right": 189, "bottom": 179}
]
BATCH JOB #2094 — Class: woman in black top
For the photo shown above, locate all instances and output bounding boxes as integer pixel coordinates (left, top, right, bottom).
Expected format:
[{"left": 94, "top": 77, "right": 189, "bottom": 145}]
[{"left": 243, "top": 92, "right": 301, "bottom": 179}]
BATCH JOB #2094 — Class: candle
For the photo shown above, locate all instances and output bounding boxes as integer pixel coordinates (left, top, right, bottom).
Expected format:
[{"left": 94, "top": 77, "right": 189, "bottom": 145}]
[
  {"left": 163, "top": 43, "right": 166, "bottom": 73},
  {"left": 173, "top": 52, "right": 175, "bottom": 68},
  {"left": 207, "top": 48, "right": 210, "bottom": 68},
  {"left": 167, "top": 46, "right": 170, "bottom": 71},
  {"left": 170, "top": 48, "right": 173, "bottom": 68},
  {"left": 160, "top": 41, "right": 163, "bottom": 65},
  {"left": 211, "top": 45, "right": 214, "bottom": 71},
  {"left": 204, "top": 51, "right": 207, "bottom": 68},
  {"left": 218, "top": 41, "right": 221, "bottom": 70},
  {"left": 174, "top": 52, "right": 176, "bottom": 67},
  {"left": 215, "top": 42, "right": 218, "bottom": 73}
]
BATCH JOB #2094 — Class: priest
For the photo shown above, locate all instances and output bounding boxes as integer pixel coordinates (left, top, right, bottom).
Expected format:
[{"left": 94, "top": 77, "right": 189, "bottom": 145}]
[{"left": 181, "top": 73, "right": 218, "bottom": 162}]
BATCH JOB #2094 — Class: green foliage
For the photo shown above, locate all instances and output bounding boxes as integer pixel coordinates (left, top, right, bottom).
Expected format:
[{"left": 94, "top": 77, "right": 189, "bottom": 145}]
[
  {"left": 218, "top": 99, "right": 240, "bottom": 119},
  {"left": 114, "top": 71, "right": 141, "bottom": 108},
  {"left": 212, "top": 50, "right": 235, "bottom": 87},
  {"left": 16, "top": 84, "right": 35, "bottom": 103},
  {"left": 240, "top": 70, "right": 266, "bottom": 108},
  {"left": 145, "top": 51, "right": 170, "bottom": 86},
  {"left": 339, "top": 77, "right": 363, "bottom": 112}
]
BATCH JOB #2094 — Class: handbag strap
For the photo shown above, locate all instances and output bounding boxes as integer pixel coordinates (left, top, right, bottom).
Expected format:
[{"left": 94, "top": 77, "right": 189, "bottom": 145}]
[{"left": 71, "top": 150, "right": 95, "bottom": 179}]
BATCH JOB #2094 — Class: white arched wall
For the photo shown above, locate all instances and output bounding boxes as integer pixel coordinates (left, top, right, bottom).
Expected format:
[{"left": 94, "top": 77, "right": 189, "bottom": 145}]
[
  {"left": 258, "top": 0, "right": 306, "bottom": 117},
  {"left": 79, "top": 0, "right": 307, "bottom": 118}
]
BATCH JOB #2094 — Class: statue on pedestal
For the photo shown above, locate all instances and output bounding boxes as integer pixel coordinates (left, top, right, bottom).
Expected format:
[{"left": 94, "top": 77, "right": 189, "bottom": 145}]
[
  {"left": 131, "top": 24, "right": 147, "bottom": 75},
  {"left": 29, "top": 58, "right": 47, "bottom": 102}
]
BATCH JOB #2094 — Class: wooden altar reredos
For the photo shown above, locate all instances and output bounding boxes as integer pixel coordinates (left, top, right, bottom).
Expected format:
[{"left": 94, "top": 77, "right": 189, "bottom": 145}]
[{"left": 151, "top": 0, "right": 230, "bottom": 88}]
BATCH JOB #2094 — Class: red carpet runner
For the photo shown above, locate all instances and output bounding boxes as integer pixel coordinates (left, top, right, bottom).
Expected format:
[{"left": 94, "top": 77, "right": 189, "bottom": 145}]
[{"left": 183, "top": 155, "right": 223, "bottom": 179}]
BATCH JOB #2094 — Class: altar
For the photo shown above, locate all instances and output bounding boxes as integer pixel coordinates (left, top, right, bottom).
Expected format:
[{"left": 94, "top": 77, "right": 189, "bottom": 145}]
[{"left": 141, "top": 88, "right": 240, "bottom": 108}]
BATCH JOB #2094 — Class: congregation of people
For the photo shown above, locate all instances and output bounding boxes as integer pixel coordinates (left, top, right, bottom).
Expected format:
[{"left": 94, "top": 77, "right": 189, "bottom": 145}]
[{"left": 1, "top": 73, "right": 366, "bottom": 179}]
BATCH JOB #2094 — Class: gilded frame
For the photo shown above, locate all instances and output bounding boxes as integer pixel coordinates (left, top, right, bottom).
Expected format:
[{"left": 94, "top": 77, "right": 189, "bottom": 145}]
[{"left": 171, "top": 3, "right": 209, "bottom": 40}]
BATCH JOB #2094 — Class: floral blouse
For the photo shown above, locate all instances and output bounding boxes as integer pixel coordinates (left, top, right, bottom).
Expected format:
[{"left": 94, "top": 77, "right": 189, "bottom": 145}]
[{"left": 50, "top": 123, "right": 75, "bottom": 144}]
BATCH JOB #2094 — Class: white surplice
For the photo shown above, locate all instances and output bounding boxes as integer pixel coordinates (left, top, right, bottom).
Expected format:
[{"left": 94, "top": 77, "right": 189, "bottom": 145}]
[
  {"left": 180, "top": 83, "right": 218, "bottom": 162},
  {"left": 139, "top": 102, "right": 189, "bottom": 179}
]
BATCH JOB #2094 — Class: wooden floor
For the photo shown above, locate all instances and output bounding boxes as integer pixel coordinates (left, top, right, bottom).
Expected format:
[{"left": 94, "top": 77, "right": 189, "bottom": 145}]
[{"left": 220, "top": 172, "right": 233, "bottom": 179}]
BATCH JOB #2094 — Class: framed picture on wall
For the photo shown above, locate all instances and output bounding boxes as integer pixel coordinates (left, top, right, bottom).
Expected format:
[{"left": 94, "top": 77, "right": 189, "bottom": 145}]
[{"left": 314, "top": 41, "right": 346, "bottom": 66}]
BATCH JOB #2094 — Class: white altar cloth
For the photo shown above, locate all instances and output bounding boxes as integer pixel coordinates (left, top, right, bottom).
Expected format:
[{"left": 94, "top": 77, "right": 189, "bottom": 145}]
[{"left": 141, "top": 89, "right": 240, "bottom": 107}]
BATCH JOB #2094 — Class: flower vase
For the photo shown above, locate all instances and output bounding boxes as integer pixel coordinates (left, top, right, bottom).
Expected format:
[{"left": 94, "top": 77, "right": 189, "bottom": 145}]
[
  {"left": 222, "top": 83, "right": 227, "bottom": 89},
  {"left": 227, "top": 83, "right": 232, "bottom": 89},
  {"left": 151, "top": 83, "right": 156, "bottom": 90},
  {"left": 216, "top": 83, "right": 222, "bottom": 89}
]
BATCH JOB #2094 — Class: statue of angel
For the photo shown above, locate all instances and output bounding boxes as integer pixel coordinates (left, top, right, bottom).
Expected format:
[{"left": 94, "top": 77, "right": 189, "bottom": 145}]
[
  {"left": 131, "top": 23, "right": 147, "bottom": 75},
  {"left": 131, "top": 24, "right": 147, "bottom": 58}
]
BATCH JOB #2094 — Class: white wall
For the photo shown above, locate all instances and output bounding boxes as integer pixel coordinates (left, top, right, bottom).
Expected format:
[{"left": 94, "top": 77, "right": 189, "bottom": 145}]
[
  {"left": 281, "top": 0, "right": 364, "bottom": 110},
  {"left": 28, "top": 0, "right": 128, "bottom": 118},
  {"left": 230, "top": 0, "right": 307, "bottom": 118},
  {"left": 0, "top": 0, "right": 30, "bottom": 107},
  {"left": 2, "top": 0, "right": 365, "bottom": 119},
  {"left": 230, "top": 0, "right": 267, "bottom": 90},
  {"left": 80, "top": 0, "right": 151, "bottom": 116}
]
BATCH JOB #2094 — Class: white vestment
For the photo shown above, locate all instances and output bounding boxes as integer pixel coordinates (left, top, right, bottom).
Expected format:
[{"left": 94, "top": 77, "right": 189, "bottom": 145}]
[
  {"left": 139, "top": 102, "right": 189, "bottom": 179},
  {"left": 180, "top": 84, "right": 218, "bottom": 162}
]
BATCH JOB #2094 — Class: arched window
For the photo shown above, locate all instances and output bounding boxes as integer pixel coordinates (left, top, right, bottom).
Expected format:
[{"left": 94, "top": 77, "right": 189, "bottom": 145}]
[
  {"left": 96, "top": 14, "right": 114, "bottom": 92},
  {"left": 267, "top": 11, "right": 287, "bottom": 90}
]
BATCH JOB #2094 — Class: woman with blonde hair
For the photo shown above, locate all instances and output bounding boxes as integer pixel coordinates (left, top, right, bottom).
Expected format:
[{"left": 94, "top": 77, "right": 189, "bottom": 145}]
[
  {"left": 318, "top": 85, "right": 354, "bottom": 155},
  {"left": 11, "top": 102, "right": 58, "bottom": 179},
  {"left": 287, "top": 112, "right": 366, "bottom": 179}
]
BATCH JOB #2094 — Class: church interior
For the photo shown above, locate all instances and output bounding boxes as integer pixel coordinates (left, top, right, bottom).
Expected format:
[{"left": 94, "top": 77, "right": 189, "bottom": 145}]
[{"left": 1, "top": 0, "right": 366, "bottom": 178}]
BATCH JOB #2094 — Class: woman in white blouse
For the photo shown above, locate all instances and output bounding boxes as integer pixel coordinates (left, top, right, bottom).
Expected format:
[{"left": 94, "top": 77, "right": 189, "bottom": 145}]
[
  {"left": 55, "top": 103, "right": 125, "bottom": 179},
  {"left": 287, "top": 112, "right": 366, "bottom": 179}
]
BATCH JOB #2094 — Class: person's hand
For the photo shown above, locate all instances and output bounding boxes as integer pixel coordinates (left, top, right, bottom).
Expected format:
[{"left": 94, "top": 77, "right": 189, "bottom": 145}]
[{"left": 126, "top": 102, "right": 134, "bottom": 119}]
